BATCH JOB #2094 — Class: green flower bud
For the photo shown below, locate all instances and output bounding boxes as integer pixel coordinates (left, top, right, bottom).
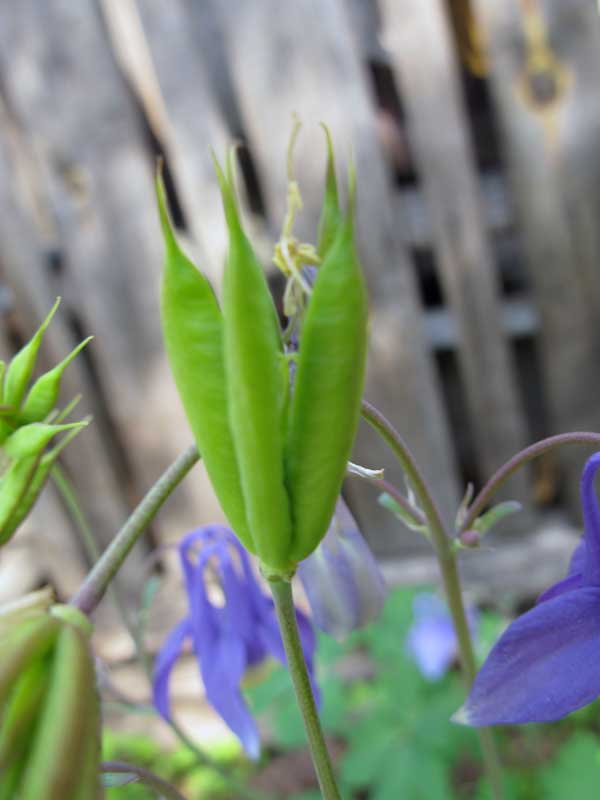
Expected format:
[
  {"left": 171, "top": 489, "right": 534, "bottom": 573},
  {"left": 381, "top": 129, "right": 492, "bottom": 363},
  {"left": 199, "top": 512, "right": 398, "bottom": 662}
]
[{"left": 0, "top": 606, "right": 102, "bottom": 800}]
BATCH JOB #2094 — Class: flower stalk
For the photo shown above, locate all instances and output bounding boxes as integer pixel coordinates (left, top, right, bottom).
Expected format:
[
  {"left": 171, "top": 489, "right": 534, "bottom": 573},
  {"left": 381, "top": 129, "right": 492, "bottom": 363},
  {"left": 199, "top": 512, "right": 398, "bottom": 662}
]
[
  {"left": 101, "top": 761, "right": 188, "bottom": 800},
  {"left": 361, "top": 400, "right": 504, "bottom": 799},
  {"left": 460, "top": 432, "right": 600, "bottom": 533},
  {"left": 268, "top": 577, "right": 341, "bottom": 800},
  {"left": 70, "top": 445, "right": 199, "bottom": 615}
]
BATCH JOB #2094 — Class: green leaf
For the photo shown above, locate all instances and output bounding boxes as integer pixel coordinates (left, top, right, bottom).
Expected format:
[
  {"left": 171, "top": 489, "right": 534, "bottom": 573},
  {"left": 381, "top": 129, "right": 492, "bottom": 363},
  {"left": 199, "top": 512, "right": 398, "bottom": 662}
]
[
  {"left": 473, "top": 500, "right": 522, "bottom": 535},
  {"left": 378, "top": 492, "right": 428, "bottom": 535},
  {"left": 539, "top": 732, "right": 600, "bottom": 800}
]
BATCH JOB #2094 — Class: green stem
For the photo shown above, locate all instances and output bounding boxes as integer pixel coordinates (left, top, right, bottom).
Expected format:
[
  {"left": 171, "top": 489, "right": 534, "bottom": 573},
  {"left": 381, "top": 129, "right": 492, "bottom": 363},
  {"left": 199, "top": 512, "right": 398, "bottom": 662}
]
[
  {"left": 460, "top": 431, "right": 600, "bottom": 533},
  {"left": 52, "top": 463, "right": 136, "bottom": 633},
  {"left": 69, "top": 445, "right": 199, "bottom": 615},
  {"left": 268, "top": 577, "right": 341, "bottom": 800},
  {"left": 361, "top": 400, "right": 505, "bottom": 800},
  {"left": 101, "top": 761, "right": 188, "bottom": 800}
]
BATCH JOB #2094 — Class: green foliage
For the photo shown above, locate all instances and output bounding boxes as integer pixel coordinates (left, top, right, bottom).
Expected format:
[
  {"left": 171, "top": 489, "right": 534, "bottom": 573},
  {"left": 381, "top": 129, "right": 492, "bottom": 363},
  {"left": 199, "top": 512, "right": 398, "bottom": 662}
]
[
  {"left": 539, "top": 732, "right": 600, "bottom": 799},
  {"left": 102, "top": 730, "right": 248, "bottom": 800}
]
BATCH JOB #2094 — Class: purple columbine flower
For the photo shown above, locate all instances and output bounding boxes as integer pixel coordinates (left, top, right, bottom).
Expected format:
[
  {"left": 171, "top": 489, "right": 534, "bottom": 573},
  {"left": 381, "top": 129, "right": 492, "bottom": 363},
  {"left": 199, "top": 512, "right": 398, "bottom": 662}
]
[
  {"left": 153, "top": 525, "right": 317, "bottom": 759},
  {"left": 456, "top": 452, "right": 600, "bottom": 727},
  {"left": 406, "top": 593, "right": 477, "bottom": 681},
  {"left": 297, "top": 498, "right": 387, "bottom": 640}
]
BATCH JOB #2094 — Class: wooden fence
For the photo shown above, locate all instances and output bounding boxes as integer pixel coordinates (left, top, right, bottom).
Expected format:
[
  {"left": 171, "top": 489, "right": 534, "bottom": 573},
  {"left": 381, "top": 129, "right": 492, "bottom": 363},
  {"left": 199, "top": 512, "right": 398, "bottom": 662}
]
[{"left": 1, "top": 0, "right": 600, "bottom": 618}]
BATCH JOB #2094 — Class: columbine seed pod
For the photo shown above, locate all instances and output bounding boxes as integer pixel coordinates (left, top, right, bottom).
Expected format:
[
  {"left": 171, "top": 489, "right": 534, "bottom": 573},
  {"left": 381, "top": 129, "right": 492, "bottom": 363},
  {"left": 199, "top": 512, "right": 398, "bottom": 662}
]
[
  {"left": 19, "top": 336, "right": 93, "bottom": 425},
  {"left": 217, "top": 159, "right": 293, "bottom": 571},
  {"left": 3, "top": 298, "right": 60, "bottom": 413},
  {"left": 0, "top": 606, "right": 102, "bottom": 800},
  {"left": 0, "top": 421, "right": 88, "bottom": 545},
  {"left": 286, "top": 165, "right": 368, "bottom": 563},
  {"left": 157, "top": 173, "right": 253, "bottom": 555},
  {"left": 158, "top": 135, "right": 368, "bottom": 574}
]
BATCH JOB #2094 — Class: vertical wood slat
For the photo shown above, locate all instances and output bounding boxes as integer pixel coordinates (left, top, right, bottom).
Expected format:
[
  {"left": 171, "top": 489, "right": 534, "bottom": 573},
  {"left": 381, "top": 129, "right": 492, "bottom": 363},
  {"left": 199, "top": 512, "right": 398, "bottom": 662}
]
[
  {"left": 0, "top": 0, "right": 203, "bottom": 541},
  {"left": 210, "top": 0, "right": 461, "bottom": 551},
  {"left": 100, "top": 0, "right": 265, "bottom": 531},
  {"left": 381, "top": 0, "right": 528, "bottom": 497},
  {"left": 0, "top": 101, "right": 145, "bottom": 605},
  {"left": 474, "top": 0, "right": 600, "bottom": 510},
  {"left": 100, "top": 0, "right": 232, "bottom": 286}
]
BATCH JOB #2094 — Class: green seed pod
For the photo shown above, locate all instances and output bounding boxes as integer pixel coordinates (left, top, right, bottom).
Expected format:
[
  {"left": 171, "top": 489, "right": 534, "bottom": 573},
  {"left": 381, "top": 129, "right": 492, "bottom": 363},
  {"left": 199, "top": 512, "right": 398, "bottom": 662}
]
[
  {"left": 157, "top": 171, "right": 253, "bottom": 553},
  {"left": 4, "top": 421, "right": 86, "bottom": 460},
  {"left": 17, "top": 610, "right": 101, "bottom": 800},
  {"left": 19, "top": 336, "right": 93, "bottom": 424},
  {"left": 0, "top": 421, "right": 88, "bottom": 545},
  {"left": 0, "top": 614, "right": 59, "bottom": 707},
  {"left": 0, "top": 657, "right": 49, "bottom": 771},
  {"left": 4, "top": 298, "right": 60, "bottom": 412},
  {"left": 316, "top": 125, "right": 343, "bottom": 259},
  {"left": 217, "top": 159, "right": 293, "bottom": 571},
  {"left": 286, "top": 167, "right": 368, "bottom": 563}
]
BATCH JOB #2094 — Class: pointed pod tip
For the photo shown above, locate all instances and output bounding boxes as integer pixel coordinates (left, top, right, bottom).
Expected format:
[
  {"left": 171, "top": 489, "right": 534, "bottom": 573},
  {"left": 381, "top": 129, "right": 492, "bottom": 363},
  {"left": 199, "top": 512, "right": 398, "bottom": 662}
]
[
  {"left": 212, "top": 149, "right": 242, "bottom": 234},
  {"left": 155, "top": 165, "right": 176, "bottom": 250}
]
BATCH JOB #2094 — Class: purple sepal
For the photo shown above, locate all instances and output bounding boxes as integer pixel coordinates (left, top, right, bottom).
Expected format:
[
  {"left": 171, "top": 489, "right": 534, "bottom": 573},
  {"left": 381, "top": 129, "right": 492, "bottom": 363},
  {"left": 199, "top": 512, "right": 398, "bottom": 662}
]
[
  {"left": 459, "top": 453, "right": 600, "bottom": 726},
  {"left": 459, "top": 587, "right": 600, "bottom": 726}
]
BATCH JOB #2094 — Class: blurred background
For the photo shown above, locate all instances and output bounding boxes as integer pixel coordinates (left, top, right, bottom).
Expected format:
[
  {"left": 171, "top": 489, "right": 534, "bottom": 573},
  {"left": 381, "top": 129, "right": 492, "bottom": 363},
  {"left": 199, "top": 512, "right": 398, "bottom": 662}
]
[{"left": 1, "top": 0, "right": 600, "bottom": 794}]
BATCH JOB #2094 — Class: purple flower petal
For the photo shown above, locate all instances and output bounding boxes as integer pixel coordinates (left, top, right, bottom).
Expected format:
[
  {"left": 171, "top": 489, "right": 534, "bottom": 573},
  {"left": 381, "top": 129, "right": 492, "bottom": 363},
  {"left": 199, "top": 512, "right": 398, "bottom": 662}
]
[
  {"left": 582, "top": 453, "right": 600, "bottom": 585},
  {"left": 153, "top": 618, "right": 192, "bottom": 720},
  {"left": 459, "top": 587, "right": 600, "bottom": 726},
  {"left": 153, "top": 524, "right": 320, "bottom": 758},
  {"left": 406, "top": 594, "right": 477, "bottom": 681},
  {"left": 298, "top": 499, "right": 387, "bottom": 639},
  {"left": 199, "top": 632, "right": 260, "bottom": 760}
]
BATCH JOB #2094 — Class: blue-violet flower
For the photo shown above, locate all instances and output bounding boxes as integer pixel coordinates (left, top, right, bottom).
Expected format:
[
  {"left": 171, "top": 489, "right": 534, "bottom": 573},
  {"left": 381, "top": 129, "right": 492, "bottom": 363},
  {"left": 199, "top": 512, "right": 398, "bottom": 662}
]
[
  {"left": 406, "top": 593, "right": 478, "bottom": 681},
  {"left": 153, "top": 525, "right": 317, "bottom": 758},
  {"left": 457, "top": 452, "right": 600, "bottom": 726},
  {"left": 297, "top": 498, "right": 387, "bottom": 640}
]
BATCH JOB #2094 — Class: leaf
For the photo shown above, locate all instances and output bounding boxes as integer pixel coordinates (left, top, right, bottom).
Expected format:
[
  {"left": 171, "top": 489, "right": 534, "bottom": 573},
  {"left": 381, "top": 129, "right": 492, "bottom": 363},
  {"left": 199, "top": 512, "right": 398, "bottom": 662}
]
[
  {"left": 539, "top": 732, "right": 600, "bottom": 800},
  {"left": 371, "top": 747, "right": 451, "bottom": 800},
  {"left": 473, "top": 501, "right": 522, "bottom": 535},
  {"left": 378, "top": 492, "right": 428, "bottom": 535}
]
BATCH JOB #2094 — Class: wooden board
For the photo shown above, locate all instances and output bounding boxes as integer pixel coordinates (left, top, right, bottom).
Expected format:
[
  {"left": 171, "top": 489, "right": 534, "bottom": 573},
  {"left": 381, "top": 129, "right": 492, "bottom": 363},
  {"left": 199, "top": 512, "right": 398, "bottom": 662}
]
[
  {"left": 474, "top": 0, "right": 600, "bottom": 511},
  {"left": 0, "top": 0, "right": 205, "bottom": 546},
  {"left": 382, "top": 0, "right": 528, "bottom": 499}
]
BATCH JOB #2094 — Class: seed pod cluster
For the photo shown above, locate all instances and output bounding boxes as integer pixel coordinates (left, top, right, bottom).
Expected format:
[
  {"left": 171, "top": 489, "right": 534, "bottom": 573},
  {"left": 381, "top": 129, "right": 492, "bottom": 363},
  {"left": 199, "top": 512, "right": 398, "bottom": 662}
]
[
  {"left": 0, "top": 300, "right": 90, "bottom": 546},
  {"left": 0, "top": 605, "right": 102, "bottom": 800},
  {"left": 159, "top": 135, "right": 368, "bottom": 574}
]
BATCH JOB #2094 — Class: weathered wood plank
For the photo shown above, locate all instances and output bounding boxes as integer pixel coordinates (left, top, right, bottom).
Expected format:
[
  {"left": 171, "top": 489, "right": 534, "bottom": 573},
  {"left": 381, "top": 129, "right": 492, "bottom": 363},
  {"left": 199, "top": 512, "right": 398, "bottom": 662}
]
[
  {"left": 0, "top": 0, "right": 205, "bottom": 540},
  {"left": 474, "top": 0, "right": 600, "bottom": 511},
  {"left": 0, "top": 99, "right": 146, "bottom": 604},
  {"left": 100, "top": 0, "right": 232, "bottom": 286},
  {"left": 210, "top": 0, "right": 461, "bottom": 550},
  {"left": 381, "top": 0, "right": 528, "bottom": 495}
]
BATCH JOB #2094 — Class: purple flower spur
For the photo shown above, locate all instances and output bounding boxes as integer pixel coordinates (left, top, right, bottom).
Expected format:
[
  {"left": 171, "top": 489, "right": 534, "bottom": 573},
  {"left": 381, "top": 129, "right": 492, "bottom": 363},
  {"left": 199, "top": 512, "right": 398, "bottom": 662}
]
[
  {"left": 153, "top": 525, "right": 317, "bottom": 758},
  {"left": 456, "top": 452, "right": 600, "bottom": 726}
]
